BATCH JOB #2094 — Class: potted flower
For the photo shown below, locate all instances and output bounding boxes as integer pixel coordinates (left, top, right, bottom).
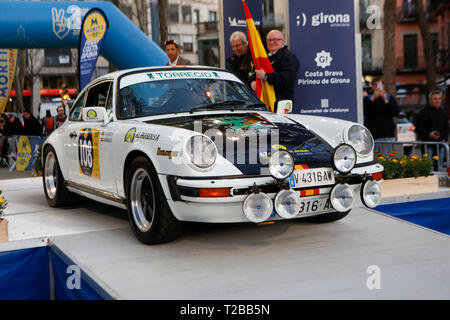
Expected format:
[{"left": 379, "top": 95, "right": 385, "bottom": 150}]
[
  {"left": 0, "top": 189, "right": 8, "bottom": 242},
  {"left": 375, "top": 151, "right": 439, "bottom": 197}
]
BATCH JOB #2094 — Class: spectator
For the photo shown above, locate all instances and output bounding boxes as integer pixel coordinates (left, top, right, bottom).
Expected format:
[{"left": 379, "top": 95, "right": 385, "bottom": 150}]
[
  {"left": 251, "top": 29, "right": 299, "bottom": 109},
  {"left": 226, "top": 31, "right": 254, "bottom": 86},
  {"left": 0, "top": 113, "right": 23, "bottom": 166},
  {"left": 414, "top": 90, "right": 449, "bottom": 170},
  {"left": 41, "top": 110, "right": 55, "bottom": 136},
  {"left": 55, "top": 105, "right": 67, "bottom": 129},
  {"left": 363, "top": 77, "right": 400, "bottom": 152},
  {"left": 164, "top": 40, "right": 191, "bottom": 66},
  {"left": 23, "top": 110, "right": 42, "bottom": 136}
]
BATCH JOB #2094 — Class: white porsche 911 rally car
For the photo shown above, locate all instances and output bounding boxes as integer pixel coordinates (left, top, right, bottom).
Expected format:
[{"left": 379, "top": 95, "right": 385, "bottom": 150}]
[{"left": 42, "top": 66, "right": 384, "bottom": 244}]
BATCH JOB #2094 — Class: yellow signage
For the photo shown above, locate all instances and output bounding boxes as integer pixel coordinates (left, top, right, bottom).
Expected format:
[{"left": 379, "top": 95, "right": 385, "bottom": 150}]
[
  {"left": 0, "top": 49, "right": 18, "bottom": 113},
  {"left": 83, "top": 12, "right": 107, "bottom": 41},
  {"left": 16, "top": 136, "right": 32, "bottom": 171}
]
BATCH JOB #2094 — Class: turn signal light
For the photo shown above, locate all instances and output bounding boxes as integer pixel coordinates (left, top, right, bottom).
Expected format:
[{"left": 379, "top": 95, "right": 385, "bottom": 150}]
[
  {"left": 371, "top": 171, "right": 383, "bottom": 181},
  {"left": 408, "top": 126, "right": 415, "bottom": 131},
  {"left": 199, "top": 187, "right": 230, "bottom": 197}
]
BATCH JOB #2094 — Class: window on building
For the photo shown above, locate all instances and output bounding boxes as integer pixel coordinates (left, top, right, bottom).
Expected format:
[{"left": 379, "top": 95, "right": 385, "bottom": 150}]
[
  {"left": 183, "top": 35, "right": 193, "bottom": 52},
  {"left": 209, "top": 11, "right": 217, "bottom": 22},
  {"left": 403, "top": 34, "right": 418, "bottom": 69},
  {"left": 402, "top": 0, "right": 417, "bottom": 18},
  {"left": 182, "top": 6, "right": 192, "bottom": 23},
  {"left": 362, "top": 34, "right": 372, "bottom": 72},
  {"left": 193, "top": 9, "right": 200, "bottom": 24},
  {"left": 169, "top": 5, "right": 179, "bottom": 23},
  {"left": 263, "top": 0, "right": 274, "bottom": 27},
  {"left": 44, "top": 48, "right": 72, "bottom": 67}
]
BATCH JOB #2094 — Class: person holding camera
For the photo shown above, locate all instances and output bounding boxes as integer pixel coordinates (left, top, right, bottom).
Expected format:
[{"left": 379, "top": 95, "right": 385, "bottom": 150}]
[
  {"left": 414, "top": 90, "right": 449, "bottom": 170},
  {"left": 363, "top": 77, "right": 400, "bottom": 153}
]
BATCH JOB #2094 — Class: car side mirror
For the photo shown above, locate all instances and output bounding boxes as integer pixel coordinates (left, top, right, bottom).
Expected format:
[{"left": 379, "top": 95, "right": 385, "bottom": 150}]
[
  {"left": 276, "top": 100, "right": 293, "bottom": 115},
  {"left": 82, "top": 107, "right": 108, "bottom": 125}
]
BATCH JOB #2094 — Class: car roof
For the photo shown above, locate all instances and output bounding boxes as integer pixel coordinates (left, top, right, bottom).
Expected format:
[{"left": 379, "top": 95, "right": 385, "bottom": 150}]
[{"left": 93, "top": 65, "right": 230, "bottom": 82}]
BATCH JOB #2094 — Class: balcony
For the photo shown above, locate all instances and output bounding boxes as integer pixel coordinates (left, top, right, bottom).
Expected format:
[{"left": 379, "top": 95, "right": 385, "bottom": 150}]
[
  {"left": 397, "top": 5, "right": 418, "bottom": 22},
  {"left": 196, "top": 21, "right": 218, "bottom": 37},
  {"left": 436, "top": 49, "right": 450, "bottom": 72}
]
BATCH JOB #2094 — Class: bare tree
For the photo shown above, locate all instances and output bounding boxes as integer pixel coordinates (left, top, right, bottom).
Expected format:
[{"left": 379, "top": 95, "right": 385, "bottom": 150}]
[
  {"left": 382, "top": 0, "right": 396, "bottom": 96},
  {"left": 133, "top": 0, "right": 149, "bottom": 35},
  {"left": 416, "top": 0, "right": 437, "bottom": 92},
  {"left": 26, "top": 49, "right": 45, "bottom": 113},
  {"left": 158, "top": 0, "right": 168, "bottom": 47},
  {"left": 13, "top": 49, "right": 27, "bottom": 113}
]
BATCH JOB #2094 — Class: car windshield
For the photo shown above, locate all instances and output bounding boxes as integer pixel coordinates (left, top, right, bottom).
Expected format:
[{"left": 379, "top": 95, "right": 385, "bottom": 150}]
[{"left": 117, "top": 71, "right": 266, "bottom": 118}]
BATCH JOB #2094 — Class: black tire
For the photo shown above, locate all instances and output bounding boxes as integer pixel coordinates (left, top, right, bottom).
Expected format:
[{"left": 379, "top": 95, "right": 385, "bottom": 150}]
[
  {"left": 42, "top": 146, "right": 72, "bottom": 207},
  {"left": 126, "top": 156, "right": 182, "bottom": 244},
  {"left": 302, "top": 210, "right": 350, "bottom": 223}
]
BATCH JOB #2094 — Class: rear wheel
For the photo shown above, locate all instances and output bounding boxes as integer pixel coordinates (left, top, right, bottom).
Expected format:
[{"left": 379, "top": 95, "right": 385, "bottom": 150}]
[
  {"left": 126, "top": 157, "right": 182, "bottom": 244},
  {"left": 42, "top": 146, "right": 72, "bottom": 207}
]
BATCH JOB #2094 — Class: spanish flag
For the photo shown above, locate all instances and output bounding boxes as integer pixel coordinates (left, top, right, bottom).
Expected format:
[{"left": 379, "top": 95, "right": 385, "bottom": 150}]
[{"left": 242, "top": 0, "right": 276, "bottom": 112}]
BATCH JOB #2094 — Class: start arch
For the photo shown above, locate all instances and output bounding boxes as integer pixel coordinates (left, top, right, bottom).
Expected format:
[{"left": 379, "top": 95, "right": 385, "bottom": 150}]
[{"left": 0, "top": 1, "right": 168, "bottom": 69}]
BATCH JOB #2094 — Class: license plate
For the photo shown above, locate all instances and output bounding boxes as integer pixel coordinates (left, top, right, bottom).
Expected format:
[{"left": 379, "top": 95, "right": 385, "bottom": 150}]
[
  {"left": 289, "top": 167, "right": 335, "bottom": 188},
  {"left": 298, "top": 196, "right": 333, "bottom": 215}
]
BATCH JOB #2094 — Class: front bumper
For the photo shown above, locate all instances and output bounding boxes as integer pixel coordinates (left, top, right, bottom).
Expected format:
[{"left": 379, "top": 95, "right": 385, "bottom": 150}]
[{"left": 161, "top": 163, "right": 384, "bottom": 223}]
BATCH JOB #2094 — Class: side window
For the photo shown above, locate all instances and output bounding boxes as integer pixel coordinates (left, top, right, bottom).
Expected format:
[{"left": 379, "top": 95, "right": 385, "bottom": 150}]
[
  {"left": 69, "top": 92, "right": 86, "bottom": 121},
  {"left": 85, "top": 81, "right": 112, "bottom": 108},
  {"left": 105, "top": 82, "right": 113, "bottom": 116}
]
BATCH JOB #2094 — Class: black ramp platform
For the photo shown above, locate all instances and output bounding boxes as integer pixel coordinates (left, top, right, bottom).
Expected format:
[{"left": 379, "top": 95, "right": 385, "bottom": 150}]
[{"left": 49, "top": 206, "right": 450, "bottom": 299}]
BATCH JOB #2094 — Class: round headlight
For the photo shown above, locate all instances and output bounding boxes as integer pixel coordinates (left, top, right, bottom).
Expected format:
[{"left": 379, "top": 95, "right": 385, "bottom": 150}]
[
  {"left": 361, "top": 179, "right": 381, "bottom": 208},
  {"left": 345, "top": 125, "right": 374, "bottom": 156},
  {"left": 330, "top": 183, "right": 355, "bottom": 212},
  {"left": 332, "top": 144, "right": 356, "bottom": 173},
  {"left": 268, "top": 150, "right": 294, "bottom": 180},
  {"left": 186, "top": 135, "right": 217, "bottom": 169},
  {"left": 243, "top": 192, "right": 273, "bottom": 223},
  {"left": 274, "top": 189, "right": 301, "bottom": 219}
]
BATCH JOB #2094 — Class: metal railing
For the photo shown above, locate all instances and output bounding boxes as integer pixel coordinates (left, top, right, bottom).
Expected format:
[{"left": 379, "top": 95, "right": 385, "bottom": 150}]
[{"left": 375, "top": 141, "right": 450, "bottom": 172}]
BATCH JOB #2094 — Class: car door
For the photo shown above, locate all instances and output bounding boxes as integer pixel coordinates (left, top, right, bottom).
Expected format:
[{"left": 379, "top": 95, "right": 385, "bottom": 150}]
[{"left": 70, "top": 81, "right": 116, "bottom": 194}]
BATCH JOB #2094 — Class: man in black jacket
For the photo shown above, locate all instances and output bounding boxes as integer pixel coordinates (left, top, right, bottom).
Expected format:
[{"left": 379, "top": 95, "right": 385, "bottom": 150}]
[
  {"left": 415, "top": 90, "right": 449, "bottom": 170},
  {"left": 23, "top": 110, "right": 42, "bottom": 136},
  {"left": 363, "top": 77, "right": 400, "bottom": 153},
  {"left": 226, "top": 31, "right": 253, "bottom": 86},
  {"left": 251, "top": 29, "right": 299, "bottom": 108}
]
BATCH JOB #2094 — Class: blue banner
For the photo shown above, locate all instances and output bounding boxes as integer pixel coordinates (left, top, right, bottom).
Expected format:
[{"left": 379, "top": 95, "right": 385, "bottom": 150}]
[
  {"left": 289, "top": 0, "right": 358, "bottom": 122},
  {"left": 79, "top": 8, "right": 108, "bottom": 90},
  {"left": 222, "top": 0, "right": 263, "bottom": 70},
  {"left": 377, "top": 198, "right": 450, "bottom": 236},
  {"left": 0, "top": 247, "right": 50, "bottom": 300},
  {"left": 49, "top": 246, "right": 110, "bottom": 300}
]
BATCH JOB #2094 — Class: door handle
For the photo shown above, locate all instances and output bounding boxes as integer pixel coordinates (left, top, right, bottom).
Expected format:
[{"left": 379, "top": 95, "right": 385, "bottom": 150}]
[{"left": 69, "top": 131, "right": 77, "bottom": 138}]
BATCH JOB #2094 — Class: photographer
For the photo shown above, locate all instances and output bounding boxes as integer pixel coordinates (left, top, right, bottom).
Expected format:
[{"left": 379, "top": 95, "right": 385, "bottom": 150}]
[
  {"left": 415, "top": 90, "right": 449, "bottom": 170},
  {"left": 363, "top": 77, "right": 400, "bottom": 152}
]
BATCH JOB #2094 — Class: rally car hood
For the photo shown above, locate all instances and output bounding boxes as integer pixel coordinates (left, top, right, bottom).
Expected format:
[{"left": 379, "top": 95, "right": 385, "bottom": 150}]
[{"left": 145, "top": 112, "right": 333, "bottom": 175}]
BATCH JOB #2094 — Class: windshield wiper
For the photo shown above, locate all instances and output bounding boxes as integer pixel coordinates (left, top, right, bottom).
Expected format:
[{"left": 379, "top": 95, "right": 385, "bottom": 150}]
[{"left": 189, "top": 100, "right": 246, "bottom": 113}]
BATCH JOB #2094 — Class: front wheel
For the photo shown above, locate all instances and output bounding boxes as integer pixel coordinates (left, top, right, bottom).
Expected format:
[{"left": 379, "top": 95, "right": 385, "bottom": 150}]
[
  {"left": 126, "top": 157, "right": 182, "bottom": 244},
  {"left": 42, "top": 146, "right": 72, "bottom": 207}
]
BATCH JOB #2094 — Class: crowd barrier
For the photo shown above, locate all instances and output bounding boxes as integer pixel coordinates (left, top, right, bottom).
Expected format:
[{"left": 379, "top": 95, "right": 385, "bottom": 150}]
[{"left": 1, "top": 135, "right": 45, "bottom": 173}]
